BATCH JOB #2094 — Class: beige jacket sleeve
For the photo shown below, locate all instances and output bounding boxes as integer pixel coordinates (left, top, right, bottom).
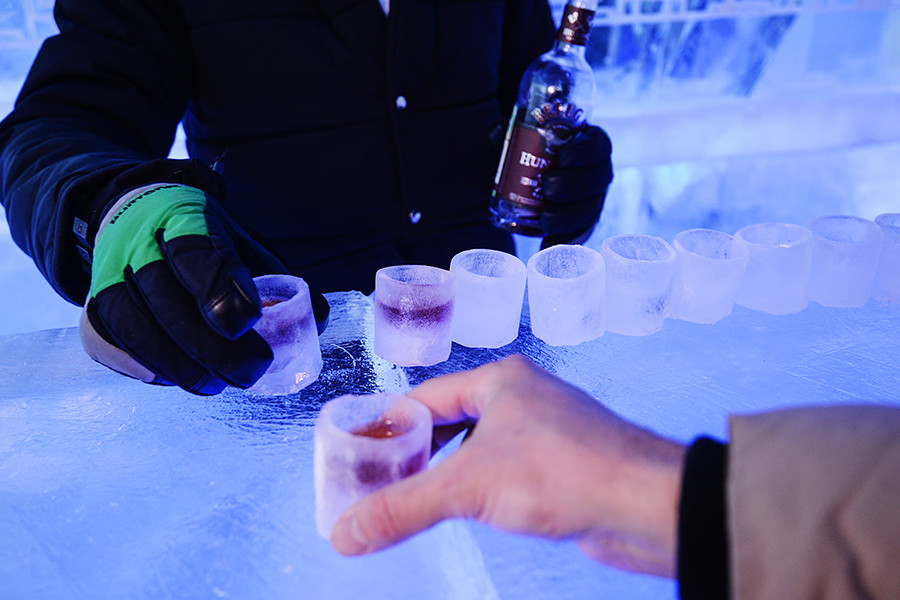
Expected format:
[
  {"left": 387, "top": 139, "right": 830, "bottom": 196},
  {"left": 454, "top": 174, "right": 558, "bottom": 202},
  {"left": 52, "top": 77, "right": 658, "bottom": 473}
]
[{"left": 728, "top": 405, "right": 900, "bottom": 600}]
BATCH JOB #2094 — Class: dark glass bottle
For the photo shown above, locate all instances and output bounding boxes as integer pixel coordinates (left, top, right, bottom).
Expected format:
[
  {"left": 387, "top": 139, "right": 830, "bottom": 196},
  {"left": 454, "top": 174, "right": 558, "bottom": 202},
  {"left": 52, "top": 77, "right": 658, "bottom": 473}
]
[{"left": 491, "top": 1, "right": 598, "bottom": 237}]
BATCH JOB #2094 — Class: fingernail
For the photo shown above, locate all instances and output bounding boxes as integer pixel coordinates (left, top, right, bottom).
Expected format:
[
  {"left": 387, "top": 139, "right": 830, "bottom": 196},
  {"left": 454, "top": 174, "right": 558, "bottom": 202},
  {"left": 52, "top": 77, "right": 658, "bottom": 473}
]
[{"left": 332, "top": 514, "right": 370, "bottom": 556}]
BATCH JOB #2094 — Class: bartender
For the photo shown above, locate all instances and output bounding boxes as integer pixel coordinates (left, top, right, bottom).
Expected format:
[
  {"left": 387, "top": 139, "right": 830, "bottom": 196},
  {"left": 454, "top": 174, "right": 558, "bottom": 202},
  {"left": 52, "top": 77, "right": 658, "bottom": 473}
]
[{"left": 0, "top": 0, "right": 613, "bottom": 394}]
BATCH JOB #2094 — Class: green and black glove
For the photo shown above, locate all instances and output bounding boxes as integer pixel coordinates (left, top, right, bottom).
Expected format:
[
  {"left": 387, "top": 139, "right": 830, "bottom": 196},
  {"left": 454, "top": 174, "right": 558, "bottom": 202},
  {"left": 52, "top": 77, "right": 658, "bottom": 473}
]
[{"left": 80, "top": 184, "right": 328, "bottom": 395}]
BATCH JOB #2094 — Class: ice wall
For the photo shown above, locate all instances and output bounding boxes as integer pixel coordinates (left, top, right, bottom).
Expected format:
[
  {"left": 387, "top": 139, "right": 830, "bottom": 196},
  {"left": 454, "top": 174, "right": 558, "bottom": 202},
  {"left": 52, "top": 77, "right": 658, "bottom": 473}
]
[
  {"left": 575, "top": 2, "right": 900, "bottom": 255},
  {"left": 1, "top": 1, "right": 83, "bottom": 334}
]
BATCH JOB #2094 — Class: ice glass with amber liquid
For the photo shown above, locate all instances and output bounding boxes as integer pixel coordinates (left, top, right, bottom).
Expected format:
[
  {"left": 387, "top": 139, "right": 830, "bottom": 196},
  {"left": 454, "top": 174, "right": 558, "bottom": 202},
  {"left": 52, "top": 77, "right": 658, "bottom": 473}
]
[
  {"left": 314, "top": 393, "right": 433, "bottom": 538},
  {"left": 247, "top": 274, "right": 322, "bottom": 396}
]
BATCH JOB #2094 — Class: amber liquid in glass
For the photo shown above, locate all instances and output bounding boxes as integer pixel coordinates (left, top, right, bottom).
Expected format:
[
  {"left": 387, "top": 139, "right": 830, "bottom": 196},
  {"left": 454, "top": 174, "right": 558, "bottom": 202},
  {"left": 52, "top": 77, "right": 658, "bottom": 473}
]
[
  {"left": 351, "top": 417, "right": 411, "bottom": 438},
  {"left": 349, "top": 417, "right": 428, "bottom": 485}
]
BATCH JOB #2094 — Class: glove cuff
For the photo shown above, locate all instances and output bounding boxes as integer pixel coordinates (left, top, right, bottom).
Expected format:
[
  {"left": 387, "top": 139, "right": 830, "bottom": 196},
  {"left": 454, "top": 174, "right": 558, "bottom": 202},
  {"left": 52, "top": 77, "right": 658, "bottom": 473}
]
[
  {"left": 73, "top": 183, "right": 183, "bottom": 268},
  {"left": 96, "top": 183, "right": 196, "bottom": 237}
]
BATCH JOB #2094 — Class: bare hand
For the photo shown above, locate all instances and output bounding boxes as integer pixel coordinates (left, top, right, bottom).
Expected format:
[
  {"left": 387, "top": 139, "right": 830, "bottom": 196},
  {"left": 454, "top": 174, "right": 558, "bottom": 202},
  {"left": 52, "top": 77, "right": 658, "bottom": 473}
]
[{"left": 329, "top": 355, "right": 685, "bottom": 578}]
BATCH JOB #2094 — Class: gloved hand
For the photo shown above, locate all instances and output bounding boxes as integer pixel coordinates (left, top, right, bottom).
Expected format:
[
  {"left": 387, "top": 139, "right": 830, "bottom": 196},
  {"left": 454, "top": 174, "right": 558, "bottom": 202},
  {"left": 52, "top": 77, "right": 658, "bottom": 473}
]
[
  {"left": 540, "top": 124, "right": 614, "bottom": 248},
  {"left": 79, "top": 184, "right": 328, "bottom": 395}
]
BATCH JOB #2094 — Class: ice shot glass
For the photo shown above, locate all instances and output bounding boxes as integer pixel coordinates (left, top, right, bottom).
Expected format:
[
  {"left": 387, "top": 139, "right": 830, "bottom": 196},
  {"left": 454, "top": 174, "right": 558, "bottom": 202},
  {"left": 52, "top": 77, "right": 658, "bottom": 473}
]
[
  {"left": 671, "top": 229, "right": 750, "bottom": 324},
  {"left": 807, "top": 215, "right": 883, "bottom": 308},
  {"left": 734, "top": 223, "right": 813, "bottom": 315},
  {"left": 873, "top": 213, "right": 900, "bottom": 303},
  {"left": 526, "top": 244, "right": 605, "bottom": 346},
  {"left": 248, "top": 274, "right": 322, "bottom": 396},
  {"left": 314, "top": 393, "right": 433, "bottom": 538},
  {"left": 373, "top": 265, "right": 455, "bottom": 366},
  {"left": 600, "top": 234, "right": 677, "bottom": 336},
  {"left": 449, "top": 249, "right": 527, "bottom": 348}
]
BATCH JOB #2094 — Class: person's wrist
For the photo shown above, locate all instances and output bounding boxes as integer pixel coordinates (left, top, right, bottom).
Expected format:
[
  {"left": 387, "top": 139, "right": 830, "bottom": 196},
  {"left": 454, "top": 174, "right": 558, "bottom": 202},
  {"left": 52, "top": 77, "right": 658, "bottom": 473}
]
[
  {"left": 583, "top": 430, "right": 685, "bottom": 577},
  {"left": 621, "top": 434, "right": 686, "bottom": 572}
]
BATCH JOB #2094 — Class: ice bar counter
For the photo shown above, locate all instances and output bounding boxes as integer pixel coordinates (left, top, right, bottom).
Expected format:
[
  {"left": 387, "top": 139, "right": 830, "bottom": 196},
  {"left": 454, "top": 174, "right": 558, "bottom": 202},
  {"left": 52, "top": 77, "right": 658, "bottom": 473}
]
[{"left": 1, "top": 290, "right": 899, "bottom": 599}]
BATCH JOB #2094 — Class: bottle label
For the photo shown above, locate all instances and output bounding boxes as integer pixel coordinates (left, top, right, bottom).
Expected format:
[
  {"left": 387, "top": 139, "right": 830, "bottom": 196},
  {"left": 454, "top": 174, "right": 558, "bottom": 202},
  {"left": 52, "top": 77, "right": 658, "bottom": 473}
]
[
  {"left": 531, "top": 101, "right": 585, "bottom": 147},
  {"left": 494, "top": 122, "right": 555, "bottom": 210},
  {"left": 557, "top": 4, "right": 594, "bottom": 46}
]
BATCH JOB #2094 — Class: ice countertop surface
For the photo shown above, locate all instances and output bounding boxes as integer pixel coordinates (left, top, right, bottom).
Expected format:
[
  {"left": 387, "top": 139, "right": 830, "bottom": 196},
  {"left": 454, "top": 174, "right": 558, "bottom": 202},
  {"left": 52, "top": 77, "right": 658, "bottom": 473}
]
[{"left": 2, "top": 291, "right": 898, "bottom": 599}]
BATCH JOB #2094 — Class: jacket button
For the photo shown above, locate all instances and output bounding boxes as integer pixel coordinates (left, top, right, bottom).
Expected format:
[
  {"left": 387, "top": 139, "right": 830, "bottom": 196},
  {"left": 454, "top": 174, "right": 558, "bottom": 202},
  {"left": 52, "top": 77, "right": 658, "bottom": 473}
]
[
  {"left": 408, "top": 210, "right": 422, "bottom": 224},
  {"left": 395, "top": 95, "right": 408, "bottom": 110}
]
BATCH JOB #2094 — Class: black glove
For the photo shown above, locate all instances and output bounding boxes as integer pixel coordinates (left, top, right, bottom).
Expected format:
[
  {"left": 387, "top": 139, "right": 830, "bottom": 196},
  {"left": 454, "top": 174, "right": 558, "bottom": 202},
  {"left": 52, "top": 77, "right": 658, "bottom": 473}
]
[
  {"left": 540, "top": 124, "right": 614, "bottom": 247},
  {"left": 79, "top": 184, "right": 329, "bottom": 395}
]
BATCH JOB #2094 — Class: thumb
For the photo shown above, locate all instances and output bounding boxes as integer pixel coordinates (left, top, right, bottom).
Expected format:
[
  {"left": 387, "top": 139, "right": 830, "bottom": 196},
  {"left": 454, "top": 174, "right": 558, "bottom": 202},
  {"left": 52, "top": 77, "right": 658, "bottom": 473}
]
[{"left": 330, "top": 453, "right": 476, "bottom": 555}]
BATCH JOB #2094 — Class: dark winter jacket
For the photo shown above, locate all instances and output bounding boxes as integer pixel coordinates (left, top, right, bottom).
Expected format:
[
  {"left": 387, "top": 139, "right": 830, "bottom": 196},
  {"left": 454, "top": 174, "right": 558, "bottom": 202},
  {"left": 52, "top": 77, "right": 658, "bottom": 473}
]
[{"left": 0, "top": 0, "right": 555, "bottom": 299}]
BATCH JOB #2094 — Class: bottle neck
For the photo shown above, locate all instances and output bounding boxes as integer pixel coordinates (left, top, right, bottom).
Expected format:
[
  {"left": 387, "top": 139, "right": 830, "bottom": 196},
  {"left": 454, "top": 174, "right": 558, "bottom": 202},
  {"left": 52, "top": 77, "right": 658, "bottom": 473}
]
[{"left": 553, "top": 3, "right": 594, "bottom": 56}]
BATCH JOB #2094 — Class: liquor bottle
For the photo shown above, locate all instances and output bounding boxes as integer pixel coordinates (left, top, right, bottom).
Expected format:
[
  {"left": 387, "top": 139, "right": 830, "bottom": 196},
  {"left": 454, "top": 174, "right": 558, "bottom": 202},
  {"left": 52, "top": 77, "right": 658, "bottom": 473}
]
[{"left": 491, "top": 0, "right": 597, "bottom": 237}]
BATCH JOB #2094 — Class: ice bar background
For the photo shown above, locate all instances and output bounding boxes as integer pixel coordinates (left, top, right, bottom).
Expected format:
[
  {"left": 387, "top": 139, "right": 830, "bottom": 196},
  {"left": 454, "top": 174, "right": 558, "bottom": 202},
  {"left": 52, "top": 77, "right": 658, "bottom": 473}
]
[{"left": 1, "top": 1, "right": 899, "bottom": 598}]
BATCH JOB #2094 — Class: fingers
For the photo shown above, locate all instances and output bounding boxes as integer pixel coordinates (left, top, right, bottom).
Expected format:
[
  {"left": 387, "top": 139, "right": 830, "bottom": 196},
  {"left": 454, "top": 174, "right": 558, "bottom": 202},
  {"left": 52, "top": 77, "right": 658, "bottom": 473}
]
[
  {"left": 541, "top": 162, "right": 613, "bottom": 204},
  {"left": 160, "top": 227, "right": 263, "bottom": 341},
  {"left": 331, "top": 450, "right": 478, "bottom": 555},
  {"left": 556, "top": 124, "right": 613, "bottom": 169},
  {"left": 86, "top": 185, "right": 282, "bottom": 393},
  {"left": 329, "top": 355, "right": 686, "bottom": 577},
  {"left": 86, "top": 263, "right": 272, "bottom": 394},
  {"left": 406, "top": 368, "right": 487, "bottom": 424},
  {"left": 538, "top": 125, "right": 613, "bottom": 238},
  {"left": 140, "top": 186, "right": 263, "bottom": 340},
  {"left": 129, "top": 261, "right": 273, "bottom": 389},
  {"left": 87, "top": 281, "right": 227, "bottom": 395},
  {"left": 406, "top": 355, "right": 536, "bottom": 424},
  {"left": 540, "top": 194, "right": 604, "bottom": 237},
  {"left": 202, "top": 200, "right": 332, "bottom": 336},
  {"left": 331, "top": 358, "right": 539, "bottom": 555}
]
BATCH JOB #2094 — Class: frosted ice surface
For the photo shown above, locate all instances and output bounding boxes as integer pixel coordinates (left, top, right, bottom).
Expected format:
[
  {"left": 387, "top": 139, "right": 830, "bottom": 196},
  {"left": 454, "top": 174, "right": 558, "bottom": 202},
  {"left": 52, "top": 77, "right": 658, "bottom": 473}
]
[
  {"left": 3, "top": 291, "right": 899, "bottom": 599},
  {"left": 0, "top": 296, "right": 497, "bottom": 600}
]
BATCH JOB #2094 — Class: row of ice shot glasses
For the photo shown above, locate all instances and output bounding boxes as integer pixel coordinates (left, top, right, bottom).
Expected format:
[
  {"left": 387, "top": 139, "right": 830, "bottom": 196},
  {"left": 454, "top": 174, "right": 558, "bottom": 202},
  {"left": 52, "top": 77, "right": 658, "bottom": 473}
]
[
  {"left": 256, "top": 214, "right": 898, "bottom": 538},
  {"left": 373, "top": 213, "right": 900, "bottom": 362}
]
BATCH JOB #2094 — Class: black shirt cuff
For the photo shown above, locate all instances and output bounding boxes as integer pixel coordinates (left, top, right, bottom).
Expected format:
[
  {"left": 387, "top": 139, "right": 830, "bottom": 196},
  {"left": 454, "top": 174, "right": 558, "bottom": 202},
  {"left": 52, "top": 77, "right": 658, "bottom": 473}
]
[{"left": 677, "top": 436, "right": 729, "bottom": 600}]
